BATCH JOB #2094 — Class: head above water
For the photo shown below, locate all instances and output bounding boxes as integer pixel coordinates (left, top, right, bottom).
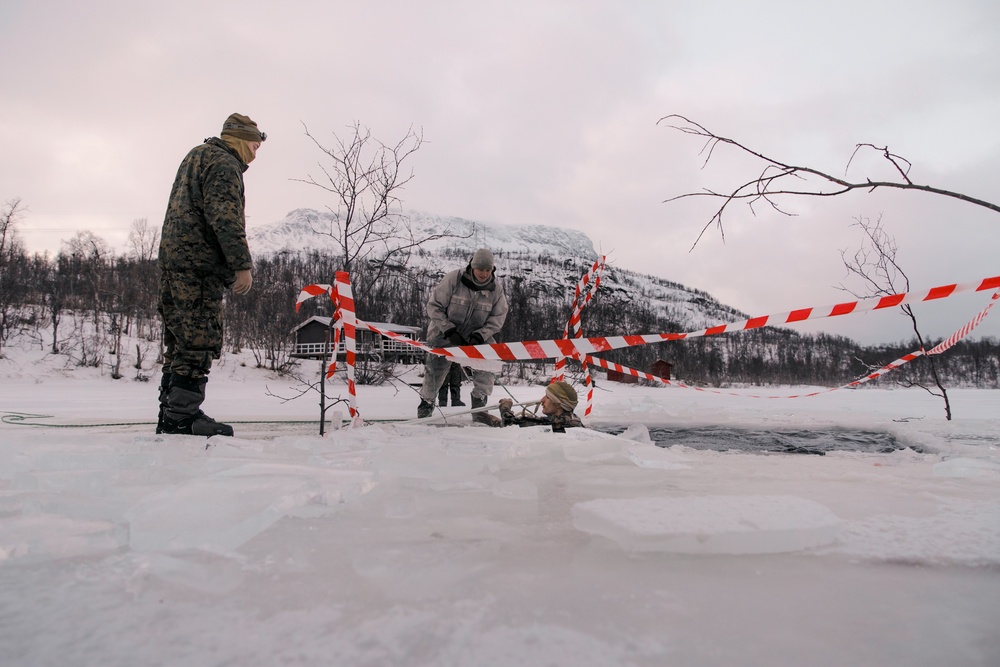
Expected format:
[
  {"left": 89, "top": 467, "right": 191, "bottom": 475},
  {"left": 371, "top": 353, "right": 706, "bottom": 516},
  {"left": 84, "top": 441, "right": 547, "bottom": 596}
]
[{"left": 544, "top": 381, "right": 578, "bottom": 414}]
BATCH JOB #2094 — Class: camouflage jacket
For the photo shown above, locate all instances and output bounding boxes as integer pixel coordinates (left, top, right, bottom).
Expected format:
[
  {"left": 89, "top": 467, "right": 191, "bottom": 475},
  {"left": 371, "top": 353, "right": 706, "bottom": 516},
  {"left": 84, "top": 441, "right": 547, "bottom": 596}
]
[
  {"left": 499, "top": 407, "right": 584, "bottom": 434},
  {"left": 158, "top": 137, "right": 253, "bottom": 283}
]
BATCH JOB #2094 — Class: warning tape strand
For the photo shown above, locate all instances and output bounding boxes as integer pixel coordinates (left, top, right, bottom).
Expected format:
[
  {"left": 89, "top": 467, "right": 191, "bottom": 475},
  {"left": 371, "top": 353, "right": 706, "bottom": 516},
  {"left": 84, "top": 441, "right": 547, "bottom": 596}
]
[
  {"left": 578, "top": 288, "right": 1000, "bottom": 399},
  {"left": 553, "top": 256, "right": 606, "bottom": 415},
  {"left": 295, "top": 271, "right": 1000, "bottom": 418}
]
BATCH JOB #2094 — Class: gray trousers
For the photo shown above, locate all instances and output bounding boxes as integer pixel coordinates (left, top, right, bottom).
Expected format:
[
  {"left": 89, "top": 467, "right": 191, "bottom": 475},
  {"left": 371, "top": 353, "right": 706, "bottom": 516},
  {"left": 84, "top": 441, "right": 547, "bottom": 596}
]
[{"left": 419, "top": 335, "right": 495, "bottom": 403}]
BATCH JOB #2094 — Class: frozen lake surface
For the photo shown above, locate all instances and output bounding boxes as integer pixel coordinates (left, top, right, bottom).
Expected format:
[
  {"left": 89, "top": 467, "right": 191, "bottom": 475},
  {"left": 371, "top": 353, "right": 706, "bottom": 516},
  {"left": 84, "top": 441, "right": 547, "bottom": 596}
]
[{"left": 1, "top": 351, "right": 999, "bottom": 666}]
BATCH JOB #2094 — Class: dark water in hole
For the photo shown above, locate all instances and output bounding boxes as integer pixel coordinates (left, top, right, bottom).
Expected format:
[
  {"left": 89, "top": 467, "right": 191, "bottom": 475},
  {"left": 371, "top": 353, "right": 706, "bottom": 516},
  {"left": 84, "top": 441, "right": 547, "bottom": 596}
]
[{"left": 594, "top": 425, "right": 918, "bottom": 456}]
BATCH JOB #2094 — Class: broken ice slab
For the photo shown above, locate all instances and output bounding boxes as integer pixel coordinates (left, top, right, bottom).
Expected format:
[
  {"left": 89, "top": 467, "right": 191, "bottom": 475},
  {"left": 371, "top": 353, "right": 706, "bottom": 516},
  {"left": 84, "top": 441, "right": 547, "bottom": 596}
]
[{"left": 572, "top": 494, "right": 840, "bottom": 554}]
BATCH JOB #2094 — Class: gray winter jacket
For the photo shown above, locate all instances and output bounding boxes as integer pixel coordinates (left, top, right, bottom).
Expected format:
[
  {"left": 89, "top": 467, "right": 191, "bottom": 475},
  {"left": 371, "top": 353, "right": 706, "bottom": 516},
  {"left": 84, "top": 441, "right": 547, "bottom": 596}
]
[{"left": 426, "top": 266, "right": 508, "bottom": 343}]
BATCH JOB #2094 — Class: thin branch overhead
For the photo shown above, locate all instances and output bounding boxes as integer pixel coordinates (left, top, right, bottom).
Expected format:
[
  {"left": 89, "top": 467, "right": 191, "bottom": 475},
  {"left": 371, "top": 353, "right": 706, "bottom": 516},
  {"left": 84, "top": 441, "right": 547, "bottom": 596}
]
[{"left": 658, "top": 114, "right": 1000, "bottom": 251}]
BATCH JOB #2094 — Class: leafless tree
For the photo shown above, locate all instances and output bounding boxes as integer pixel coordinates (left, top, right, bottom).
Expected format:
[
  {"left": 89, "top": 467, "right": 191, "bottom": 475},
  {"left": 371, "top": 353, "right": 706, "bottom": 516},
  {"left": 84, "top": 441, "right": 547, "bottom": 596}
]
[
  {"left": 0, "top": 198, "right": 29, "bottom": 356},
  {"left": 659, "top": 114, "right": 1000, "bottom": 250},
  {"left": 61, "top": 231, "right": 113, "bottom": 367},
  {"left": 122, "top": 218, "right": 160, "bottom": 340},
  {"left": 126, "top": 217, "right": 160, "bottom": 262},
  {"left": 0, "top": 197, "right": 25, "bottom": 255},
  {"left": 840, "top": 215, "right": 952, "bottom": 419},
  {"left": 293, "top": 120, "right": 474, "bottom": 427},
  {"left": 295, "top": 121, "right": 465, "bottom": 292}
]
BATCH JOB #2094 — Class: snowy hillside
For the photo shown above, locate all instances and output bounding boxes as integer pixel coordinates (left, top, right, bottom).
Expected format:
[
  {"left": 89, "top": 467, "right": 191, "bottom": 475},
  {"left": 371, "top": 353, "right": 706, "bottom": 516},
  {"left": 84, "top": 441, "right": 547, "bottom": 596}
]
[
  {"left": 248, "top": 209, "right": 599, "bottom": 260},
  {"left": 248, "top": 209, "right": 749, "bottom": 332}
]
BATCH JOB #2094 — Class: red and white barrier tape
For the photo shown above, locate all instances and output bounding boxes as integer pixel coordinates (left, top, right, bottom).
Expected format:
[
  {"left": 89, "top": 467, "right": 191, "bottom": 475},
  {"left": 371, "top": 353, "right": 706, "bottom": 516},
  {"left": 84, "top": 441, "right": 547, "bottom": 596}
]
[
  {"left": 295, "top": 283, "right": 335, "bottom": 311},
  {"left": 553, "top": 257, "right": 606, "bottom": 416},
  {"left": 344, "top": 281, "right": 1000, "bottom": 376},
  {"left": 414, "top": 274, "right": 1000, "bottom": 363},
  {"left": 295, "top": 272, "right": 1000, "bottom": 419},
  {"left": 698, "top": 276, "right": 1000, "bottom": 336},
  {"left": 577, "top": 289, "right": 1000, "bottom": 399},
  {"left": 333, "top": 272, "right": 361, "bottom": 426},
  {"left": 295, "top": 282, "right": 343, "bottom": 378},
  {"left": 926, "top": 289, "right": 999, "bottom": 355}
]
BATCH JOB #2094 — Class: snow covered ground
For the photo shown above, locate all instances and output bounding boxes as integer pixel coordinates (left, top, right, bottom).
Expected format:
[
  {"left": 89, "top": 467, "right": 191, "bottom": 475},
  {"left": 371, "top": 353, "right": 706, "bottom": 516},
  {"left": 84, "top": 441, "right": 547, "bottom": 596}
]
[{"left": 1, "top": 347, "right": 999, "bottom": 667}]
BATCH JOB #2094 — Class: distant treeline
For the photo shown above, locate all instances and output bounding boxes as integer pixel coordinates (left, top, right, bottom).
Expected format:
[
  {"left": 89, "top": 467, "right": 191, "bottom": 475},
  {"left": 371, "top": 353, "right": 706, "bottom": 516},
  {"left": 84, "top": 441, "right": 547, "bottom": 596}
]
[{"left": 1, "top": 243, "right": 998, "bottom": 387}]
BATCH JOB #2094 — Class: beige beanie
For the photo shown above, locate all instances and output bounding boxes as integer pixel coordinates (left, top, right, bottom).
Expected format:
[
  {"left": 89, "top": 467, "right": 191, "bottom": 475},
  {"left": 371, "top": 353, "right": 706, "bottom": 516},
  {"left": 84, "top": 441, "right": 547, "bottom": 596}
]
[
  {"left": 546, "top": 381, "right": 578, "bottom": 411},
  {"left": 221, "top": 113, "right": 266, "bottom": 142}
]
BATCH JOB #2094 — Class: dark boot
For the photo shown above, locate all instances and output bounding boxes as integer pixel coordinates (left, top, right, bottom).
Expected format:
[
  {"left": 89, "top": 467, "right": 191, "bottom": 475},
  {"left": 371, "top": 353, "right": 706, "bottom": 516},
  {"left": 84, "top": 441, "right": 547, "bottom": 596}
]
[
  {"left": 160, "top": 375, "right": 234, "bottom": 437},
  {"left": 450, "top": 386, "right": 465, "bottom": 407},
  {"left": 155, "top": 371, "right": 172, "bottom": 434},
  {"left": 417, "top": 398, "right": 435, "bottom": 419},
  {"left": 471, "top": 395, "right": 501, "bottom": 427},
  {"left": 438, "top": 384, "right": 449, "bottom": 407}
]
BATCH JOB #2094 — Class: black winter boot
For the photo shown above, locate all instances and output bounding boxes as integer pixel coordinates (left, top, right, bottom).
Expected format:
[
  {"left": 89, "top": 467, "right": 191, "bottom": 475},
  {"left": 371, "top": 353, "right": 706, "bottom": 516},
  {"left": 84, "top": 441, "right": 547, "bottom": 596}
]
[
  {"left": 160, "top": 375, "right": 235, "bottom": 437},
  {"left": 471, "top": 395, "right": 501, "bottom": 427},
  {"left": 438, "top": 384, "right": 449, "bottom": 407},
  {"left": 417, "top": 398, "right": 435, "bottom": 419},
  {"left": 155, "top": 371, "right": 172, "bottom": 434},
  {"left": 450, "top": 386, "right": 465, "bottom": 407}
]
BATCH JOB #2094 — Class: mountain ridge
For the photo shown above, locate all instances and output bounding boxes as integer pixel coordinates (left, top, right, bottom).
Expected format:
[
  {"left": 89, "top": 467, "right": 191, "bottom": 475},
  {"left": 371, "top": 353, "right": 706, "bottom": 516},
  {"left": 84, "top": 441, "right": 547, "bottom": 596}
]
[{"left": 248, "top": 208, "right": 749, "bottom": 333}]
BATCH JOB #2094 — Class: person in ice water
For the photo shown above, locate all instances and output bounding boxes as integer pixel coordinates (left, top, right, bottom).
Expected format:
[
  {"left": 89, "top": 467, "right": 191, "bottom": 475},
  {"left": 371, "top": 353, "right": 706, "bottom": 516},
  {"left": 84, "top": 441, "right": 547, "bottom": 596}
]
[
  {"left": 156, "top": 113, "right": 265, "bottom": 437},
  {"left": 497, "top": 380, "right": 584, "bottom": 433},
  {"left": 417, "top": 248, "right": 508, "bottom": 424},
  {"left": 500, "top": 380, "right": 583, "bottom": 433}
]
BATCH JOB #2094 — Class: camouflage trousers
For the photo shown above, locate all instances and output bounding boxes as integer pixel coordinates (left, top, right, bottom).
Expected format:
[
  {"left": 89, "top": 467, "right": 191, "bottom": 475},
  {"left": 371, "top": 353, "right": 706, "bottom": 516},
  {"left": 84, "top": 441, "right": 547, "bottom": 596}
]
[
  {"left": 419, "top": 334, "right": 495, "bottom": 404},
  {"left": 158, "top": 270, "right": 225, "bottom": 379}
]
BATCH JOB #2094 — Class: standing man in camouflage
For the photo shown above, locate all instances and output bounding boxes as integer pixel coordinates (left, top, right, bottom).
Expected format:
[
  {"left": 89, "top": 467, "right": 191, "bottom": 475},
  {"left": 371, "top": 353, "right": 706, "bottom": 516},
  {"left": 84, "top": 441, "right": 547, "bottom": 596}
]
[{"left": 156, "top": 113, "right": 265, "bottom": 436}]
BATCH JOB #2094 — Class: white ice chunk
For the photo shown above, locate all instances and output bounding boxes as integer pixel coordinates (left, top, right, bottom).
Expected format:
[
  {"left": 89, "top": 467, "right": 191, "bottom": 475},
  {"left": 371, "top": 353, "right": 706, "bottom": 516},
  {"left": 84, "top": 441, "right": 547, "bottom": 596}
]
[
  {"left": 933, "top": 458, "right": 1000, "bottom": 478},
  {"left": 561, "top": 439, "right": 622, "bottom": 463},
  {"left": 622, "top": 444, "right": 692, "bottom": 470},
  {"left": 617, "top": 423, "right": 652, "bottom": 443},
  {"left": 829, "top": 500, "right": 1000, "bottom": 566},
  {"left": 492, "top": 478, "right": 539, "bottom": 500},
  {"left": 500, "top": 440, "right": 565, "bottom": 466},
  {"left": 126, "top": 464, "right": 374, "bottom": 552},
  {"left": 137, "top": 552, "right": 246, "bottom": 595},
  {"left": 0, "top": 514, "right": 126, "bottom": 562},
  {"left": 573, "top": 495, "right": 840, "bottom": 554}
]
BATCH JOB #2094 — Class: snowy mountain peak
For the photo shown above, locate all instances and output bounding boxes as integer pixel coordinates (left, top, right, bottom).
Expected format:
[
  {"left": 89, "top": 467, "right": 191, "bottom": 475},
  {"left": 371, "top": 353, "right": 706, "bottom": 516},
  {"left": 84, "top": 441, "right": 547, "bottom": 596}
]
[{"left": 247, "top": 209, "right": 598, "bottom": 261}]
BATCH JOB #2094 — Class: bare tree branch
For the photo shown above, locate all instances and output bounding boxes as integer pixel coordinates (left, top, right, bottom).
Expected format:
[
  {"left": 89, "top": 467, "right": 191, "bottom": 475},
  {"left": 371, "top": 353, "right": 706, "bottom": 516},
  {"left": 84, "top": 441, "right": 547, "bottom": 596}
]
[
  {"left": 293, "top": 121, "right": 471, "bottom": 294},
  {"left": 126, "top": 217, "right": 159, "bottom": 262},
  {"left": 0, "top": 197, "right": 26, "bottom": 256},
  {"left": 839, "top": 215, "right": 952, "bottom": 419},
  {"left": 659, "top": 114, "right": 1000, "bottom": 250}
]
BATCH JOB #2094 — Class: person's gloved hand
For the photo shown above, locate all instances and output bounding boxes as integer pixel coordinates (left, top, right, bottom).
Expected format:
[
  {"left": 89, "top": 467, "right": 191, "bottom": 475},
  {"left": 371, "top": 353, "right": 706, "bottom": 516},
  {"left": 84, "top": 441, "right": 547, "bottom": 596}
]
[
  {"left": 468, "top": 332, "right": 484, "bottom": 345},
  {"left": 444, "top": 328, "right": 465, "bottom": 346},
  {"left": 498, "top": 398, "right": 513, "bottom": 412}
]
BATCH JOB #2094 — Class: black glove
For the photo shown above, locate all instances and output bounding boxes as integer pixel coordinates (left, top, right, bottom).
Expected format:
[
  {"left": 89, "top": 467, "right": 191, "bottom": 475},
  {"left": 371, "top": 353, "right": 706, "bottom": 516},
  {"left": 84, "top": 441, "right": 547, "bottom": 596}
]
[
  {"left": 444, "top": 328, "right": 465, "bottom": 346},
  {"left": 468, "top": 331, "right": 484, "bottom": 345}
]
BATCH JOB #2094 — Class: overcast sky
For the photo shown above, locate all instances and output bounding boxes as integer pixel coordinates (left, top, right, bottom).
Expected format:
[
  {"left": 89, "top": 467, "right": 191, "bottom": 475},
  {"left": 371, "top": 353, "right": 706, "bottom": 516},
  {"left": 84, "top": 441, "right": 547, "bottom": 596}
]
[{"left": 3, "top": 0, "right": 999, "bottom": 345}]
